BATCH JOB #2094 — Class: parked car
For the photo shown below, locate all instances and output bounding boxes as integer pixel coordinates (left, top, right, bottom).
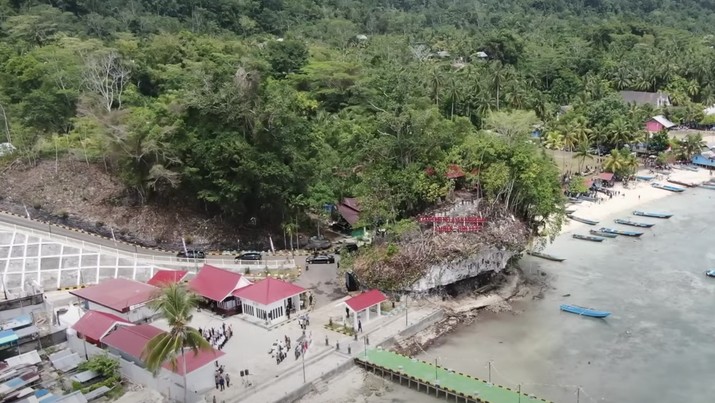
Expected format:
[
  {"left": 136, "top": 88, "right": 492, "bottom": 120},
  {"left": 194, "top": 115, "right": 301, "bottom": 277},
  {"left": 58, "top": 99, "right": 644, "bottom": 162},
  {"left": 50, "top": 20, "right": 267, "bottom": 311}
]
[
  {"left": 235, "top": 252, "right": 262, "bottom": 262},
  {"left": 306, "top": 254, "right": 336, "bottom": 265},
  {"left": 176, "top": 250, "right": 205, "bottom": 259},
  {"left": 334, "top": 243, "right": 358, "bottom": 255}
]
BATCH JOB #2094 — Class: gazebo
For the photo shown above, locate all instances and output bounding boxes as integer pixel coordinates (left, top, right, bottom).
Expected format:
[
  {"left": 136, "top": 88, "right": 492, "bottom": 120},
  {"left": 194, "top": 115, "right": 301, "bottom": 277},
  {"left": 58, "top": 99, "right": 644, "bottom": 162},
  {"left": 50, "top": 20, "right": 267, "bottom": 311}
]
[
  {"left": 188, "top": 265, "right": 252, "bottom": 315},
  {"left": 232, "top": 278, "right": 306, "bottom": 324},
  {"left": 339, "top": 289, "right": 387, "bottom": 330}
]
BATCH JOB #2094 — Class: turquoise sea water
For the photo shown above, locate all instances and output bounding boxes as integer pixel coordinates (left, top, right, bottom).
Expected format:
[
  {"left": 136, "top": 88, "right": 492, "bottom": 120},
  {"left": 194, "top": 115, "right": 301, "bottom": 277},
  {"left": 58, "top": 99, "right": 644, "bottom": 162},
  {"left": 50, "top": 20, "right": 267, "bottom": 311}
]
[{"left": 377, "top": 188, "right": 715, "bottom": 403}]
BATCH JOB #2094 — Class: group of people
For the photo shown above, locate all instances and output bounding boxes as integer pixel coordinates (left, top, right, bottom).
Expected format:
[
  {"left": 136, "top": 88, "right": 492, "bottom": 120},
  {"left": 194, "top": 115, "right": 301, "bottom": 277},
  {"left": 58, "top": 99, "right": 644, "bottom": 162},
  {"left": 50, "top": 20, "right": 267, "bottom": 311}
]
[
  {"left": 199, "top": 323, "right": 233, "bottom": 351},
  {"left": 213, "top": 363, "right": 230, "bottom": 391},
  {"left": 269, "top": 335, "right": 293, "bottom": 364}
]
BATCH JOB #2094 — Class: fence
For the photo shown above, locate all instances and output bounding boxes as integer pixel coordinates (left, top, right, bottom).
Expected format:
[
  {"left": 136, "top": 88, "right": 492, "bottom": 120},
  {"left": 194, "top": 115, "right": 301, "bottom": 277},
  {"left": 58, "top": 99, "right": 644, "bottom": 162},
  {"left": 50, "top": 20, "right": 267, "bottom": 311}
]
[{"left": 1, "top": 223, "right": 295, "bottom": 292}]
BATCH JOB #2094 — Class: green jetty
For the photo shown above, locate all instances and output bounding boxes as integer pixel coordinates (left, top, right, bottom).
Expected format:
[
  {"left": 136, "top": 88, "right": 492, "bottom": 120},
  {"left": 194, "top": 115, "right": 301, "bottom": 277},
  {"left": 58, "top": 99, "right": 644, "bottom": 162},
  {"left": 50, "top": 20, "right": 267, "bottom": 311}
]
[{"left": 355, "top": 349, "right": 550, "bottom": 403}]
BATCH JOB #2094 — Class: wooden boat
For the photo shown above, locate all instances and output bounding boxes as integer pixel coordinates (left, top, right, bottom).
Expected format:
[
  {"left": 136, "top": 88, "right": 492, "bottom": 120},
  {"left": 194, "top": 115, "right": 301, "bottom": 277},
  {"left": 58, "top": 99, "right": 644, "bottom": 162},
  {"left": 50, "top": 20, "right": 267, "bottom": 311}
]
[
  {"left": 565, "top": 208, "right": 577, "bottom": 214},
  {"left": 589, "top": 229, "right": 617, "bottom": 238},
  {"left": 526, "top": 251, "right": 565, "bottom": 262},
  {"left": 567, "top": 215, "right": 599, "bottom": 225},
  {"left": 633, "top": 211, "right": 672, "bottom": 219},
  {"left": 599, "top": 227, "right": 643, "bottom": 237},
  {"left": 614, "top": 218, "right": 654, "bottom": 228},
  {"left": 700, "top": 184, "right": 715, "bottom": 190},
  {"left": 706, "top": 270, "right": 715, "bottom": 278},
  {"left": 667, "top": 179, "right": 696, "bottom": 188},
  {"left": 572, "top": 234, "right": 604, "bottom": 242},
  {"left": 651, "top": 183, "right": 685, "bottom": 193},
  {"left": 560, "top": 304, "right": 611, "bottom": 318},
  {"left": 635, "top": 175, "right": 655, "bottom": 181}
]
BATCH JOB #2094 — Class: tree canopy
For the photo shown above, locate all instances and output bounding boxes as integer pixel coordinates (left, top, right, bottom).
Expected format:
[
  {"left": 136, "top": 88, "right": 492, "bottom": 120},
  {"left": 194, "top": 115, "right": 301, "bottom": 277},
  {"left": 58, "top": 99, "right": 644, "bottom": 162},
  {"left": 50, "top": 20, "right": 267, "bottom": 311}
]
[{"left": 2, "top": 0, "right": 714, "bottom": 233}]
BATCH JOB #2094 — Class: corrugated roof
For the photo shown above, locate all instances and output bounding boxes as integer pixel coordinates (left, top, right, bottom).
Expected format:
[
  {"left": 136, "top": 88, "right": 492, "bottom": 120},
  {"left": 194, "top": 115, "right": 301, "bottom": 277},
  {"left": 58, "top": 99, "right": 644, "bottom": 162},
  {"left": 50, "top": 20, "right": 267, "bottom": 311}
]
[
  {"left": 72, "top": 311, "right": 132, "bottom": 342},
  {"left": 102, "top": 324, "right": 163, "bottom": 359},
  {"left": 102, "top": 324, "right": 224, "bottom": 374},
  {"left": 651, "top": 115, "right": 675, "bottom": 129},
  {"left": 598, "top": 172, "right": 614, "bottom": 181},
  {"left": 147, "top": 270, "right": 189, "bottom": 287},
  {"left": 189, "top": 265, "right": 252, "bottom": 302},
  {"left": 337, "top": 203, "right": 360, "bottom": 226},
  {"left": 344, "top": 290, "right": 387, "bottom": 312},
  {"left": 232, "top": 278, "right": 306, "bottom": 305},
  {"left": 70, "top": 279, "right": 158, "bottom": 313},
  {"left": 0, "top": 329, "right": 18, "bottom": 345}
]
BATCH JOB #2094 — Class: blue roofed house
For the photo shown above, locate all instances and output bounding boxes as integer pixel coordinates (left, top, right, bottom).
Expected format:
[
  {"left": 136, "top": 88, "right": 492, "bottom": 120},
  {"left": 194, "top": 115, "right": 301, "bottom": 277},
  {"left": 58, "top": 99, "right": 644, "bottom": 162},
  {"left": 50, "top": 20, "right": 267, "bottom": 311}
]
[{"left": 692, "top": 143, "right": 715, "bottom": 169}]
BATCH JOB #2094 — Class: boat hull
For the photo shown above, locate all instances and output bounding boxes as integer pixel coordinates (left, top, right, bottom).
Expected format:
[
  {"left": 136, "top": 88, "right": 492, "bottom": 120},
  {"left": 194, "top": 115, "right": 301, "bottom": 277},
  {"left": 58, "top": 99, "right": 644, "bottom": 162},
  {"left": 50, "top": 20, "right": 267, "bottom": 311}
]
[
  {"left": 572, "top": 234, "right": 604, "bottom": 242},
  {"left": 599, "top": 227, "right": 643, "bottom": 237},
  {"left": 706, "top": 270, "right": 715, "bottom": 278},
  {"left": 589, "top": 230, "right": 617, "bottom": 238},
  {"left": 526, "top": 251, "right": 565, "bottom": 262},
  {"left": 652, "top": 183, "right": 685, "bottom": 193},
  {"left": 560, "top": 304, "right": 611, "bottom": 318},
  {"left": 614, "top": 219, "right": 654, "bottom": 228},
  {"left": 700, "top": 184, "right": 715, "bottom": 190},
  {"left": 567, "top": 215, "right": 599, "bottom": 225},
  {"left": 632, "top": 211, "right": 672, "bottom": 219}
]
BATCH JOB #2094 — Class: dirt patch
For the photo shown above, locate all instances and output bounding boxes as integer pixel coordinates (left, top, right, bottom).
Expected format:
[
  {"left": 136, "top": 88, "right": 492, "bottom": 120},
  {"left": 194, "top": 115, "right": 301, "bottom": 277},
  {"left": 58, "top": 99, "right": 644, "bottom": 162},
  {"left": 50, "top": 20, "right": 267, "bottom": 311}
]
[{"left": 0, "top": 158, "right": 274, "bottom": 250}]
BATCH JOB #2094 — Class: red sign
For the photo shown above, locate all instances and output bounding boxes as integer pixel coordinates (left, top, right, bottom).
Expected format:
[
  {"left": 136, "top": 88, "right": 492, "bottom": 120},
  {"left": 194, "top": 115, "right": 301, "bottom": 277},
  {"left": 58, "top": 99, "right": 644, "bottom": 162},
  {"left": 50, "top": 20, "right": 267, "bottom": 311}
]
[{"left": 418, "top": 216, "right": 487, "bottom": 224}]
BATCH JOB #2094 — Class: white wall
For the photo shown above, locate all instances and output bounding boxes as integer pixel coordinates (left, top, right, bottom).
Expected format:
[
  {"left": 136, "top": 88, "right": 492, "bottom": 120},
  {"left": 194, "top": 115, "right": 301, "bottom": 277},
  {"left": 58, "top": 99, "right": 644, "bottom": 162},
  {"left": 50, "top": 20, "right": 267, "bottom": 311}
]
[{"left": 86, "top": 301, "right": 157, "bottom": 323}]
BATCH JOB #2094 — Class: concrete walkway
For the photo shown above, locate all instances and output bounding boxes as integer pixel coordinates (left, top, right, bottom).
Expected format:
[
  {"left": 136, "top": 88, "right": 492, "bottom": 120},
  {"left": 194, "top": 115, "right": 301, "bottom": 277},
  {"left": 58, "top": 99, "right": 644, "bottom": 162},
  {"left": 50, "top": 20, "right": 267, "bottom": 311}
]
[{"left": 221, "top": 300, "right": 441, "bottom": 403}]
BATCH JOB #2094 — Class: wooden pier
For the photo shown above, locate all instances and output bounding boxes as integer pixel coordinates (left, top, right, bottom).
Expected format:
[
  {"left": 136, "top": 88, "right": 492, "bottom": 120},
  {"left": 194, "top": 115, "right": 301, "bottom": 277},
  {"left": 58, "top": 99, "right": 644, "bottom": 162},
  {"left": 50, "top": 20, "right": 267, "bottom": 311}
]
[{"left": 354, "top": 349, "right": 551, "bottom": 403}]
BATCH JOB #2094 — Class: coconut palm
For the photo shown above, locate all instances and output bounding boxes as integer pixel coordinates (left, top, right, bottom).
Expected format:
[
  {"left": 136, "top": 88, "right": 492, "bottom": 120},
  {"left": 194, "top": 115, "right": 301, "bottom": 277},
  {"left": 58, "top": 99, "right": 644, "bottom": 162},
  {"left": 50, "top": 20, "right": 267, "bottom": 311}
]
[
  {"left": 573, "top": 142, "right": 594, "bottom": 173},
  {"left": 603, "top": 149, "right": 625, "bottom": 174},
  {"left": 679, "top": 133, "right": 706, "bottom": 160},
  {"left": 142, "top": 283, "right": 212, "bottom": 403}
]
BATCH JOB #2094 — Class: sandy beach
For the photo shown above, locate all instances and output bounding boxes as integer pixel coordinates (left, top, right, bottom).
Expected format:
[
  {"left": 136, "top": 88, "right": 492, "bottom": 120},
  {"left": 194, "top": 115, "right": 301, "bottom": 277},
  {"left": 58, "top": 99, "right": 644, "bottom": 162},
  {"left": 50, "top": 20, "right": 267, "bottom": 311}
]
[{"left": 561, "top": 167, "right": 713, "bottom": 233}]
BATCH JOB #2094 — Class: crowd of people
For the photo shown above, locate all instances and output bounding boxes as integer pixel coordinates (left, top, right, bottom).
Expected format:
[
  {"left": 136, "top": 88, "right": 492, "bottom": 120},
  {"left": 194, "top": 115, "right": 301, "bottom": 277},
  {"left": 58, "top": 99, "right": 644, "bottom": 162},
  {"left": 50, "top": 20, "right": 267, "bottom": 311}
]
[{"left": 199, "top": 323, "right": 233, "bottom": 351}]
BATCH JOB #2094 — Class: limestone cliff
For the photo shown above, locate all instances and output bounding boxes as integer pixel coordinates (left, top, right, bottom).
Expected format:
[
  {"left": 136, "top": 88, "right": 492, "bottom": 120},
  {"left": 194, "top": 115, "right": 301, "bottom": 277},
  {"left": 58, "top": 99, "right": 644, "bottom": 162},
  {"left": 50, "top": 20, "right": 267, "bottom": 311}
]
[{"left": 410, "top": 247, "right": 514, "bottom": 292}]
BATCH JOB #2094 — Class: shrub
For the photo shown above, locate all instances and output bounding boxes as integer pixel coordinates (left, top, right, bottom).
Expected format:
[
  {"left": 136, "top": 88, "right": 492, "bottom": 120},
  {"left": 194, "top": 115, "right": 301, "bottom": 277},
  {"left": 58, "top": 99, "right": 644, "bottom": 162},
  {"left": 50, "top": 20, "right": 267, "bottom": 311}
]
[
  {"left": 95, "top": 221, "right": 105, "bottom": 228},
  {"left": 32, "top": 201, "right": 42, "bottom": 210}
]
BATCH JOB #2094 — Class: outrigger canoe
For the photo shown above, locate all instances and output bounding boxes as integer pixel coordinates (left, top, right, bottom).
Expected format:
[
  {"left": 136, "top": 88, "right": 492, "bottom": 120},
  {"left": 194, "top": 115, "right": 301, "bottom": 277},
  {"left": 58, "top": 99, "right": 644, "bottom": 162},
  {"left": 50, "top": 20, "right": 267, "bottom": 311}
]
[
  {"left": 572, "top": 234, "right": 604, "bottom": 242},
  {"left": 526, "top": 251, "right": 565, "bottom": 262},
  {"left": 614, "top": 218, "right": 654, "bottom": 228},
  {"left": 651, "top": 183, "right": 685, "bottom": 193},
  {"left": 560, "top": 304, "right": 611, "bottom": 318},
  {"left": 635, "top": 175, "right": 655, "bottom": 181},
  {"left": 599, "top": 227, "right": 643, "bottom": 237},
  {"left": 590, "top": 229, "right": 617, "bottom": 238},
  {"left": 633, "top": 211, "right": 672, "bottom": 219},
  {"left": 667, "top": 179, "right": 696, "bottom": 188},
  {"left": 567, "top": 215, "right": 599, "bottom": 225}
]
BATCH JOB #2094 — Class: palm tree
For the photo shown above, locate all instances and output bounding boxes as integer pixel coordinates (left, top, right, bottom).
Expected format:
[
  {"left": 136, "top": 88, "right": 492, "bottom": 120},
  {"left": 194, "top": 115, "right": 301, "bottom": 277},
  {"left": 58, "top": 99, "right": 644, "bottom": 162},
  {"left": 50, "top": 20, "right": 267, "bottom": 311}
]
[
  {"left": 607, "top": 118, "right": 631, "bottom": 148},
  {"left": 603, "top": 149, "right": 624, "bottom": 174},
  {"left": 680, "top": 133, "right": 706, "bottom": 160},
  {"left": 573, "top": 142, "right": 594, "bottom": 173},
  {"left": 142, "top": 283, "right": 212, "bottom": 403}
]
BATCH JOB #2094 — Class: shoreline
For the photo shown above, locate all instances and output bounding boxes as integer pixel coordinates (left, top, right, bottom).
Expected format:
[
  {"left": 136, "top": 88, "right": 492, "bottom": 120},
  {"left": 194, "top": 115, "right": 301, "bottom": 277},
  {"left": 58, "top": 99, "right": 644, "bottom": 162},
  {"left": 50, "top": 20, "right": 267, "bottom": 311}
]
[{"left": 560, "top": 167, "right": 712, "bottom": 235}]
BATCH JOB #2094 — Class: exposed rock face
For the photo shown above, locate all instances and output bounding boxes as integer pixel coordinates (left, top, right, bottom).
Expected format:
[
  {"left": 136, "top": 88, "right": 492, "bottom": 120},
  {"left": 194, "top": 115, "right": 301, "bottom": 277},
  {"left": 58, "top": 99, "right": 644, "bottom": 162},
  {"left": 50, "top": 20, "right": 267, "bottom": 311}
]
[{"left": 410, "top": 247, "right": 514, "bottom": 292}]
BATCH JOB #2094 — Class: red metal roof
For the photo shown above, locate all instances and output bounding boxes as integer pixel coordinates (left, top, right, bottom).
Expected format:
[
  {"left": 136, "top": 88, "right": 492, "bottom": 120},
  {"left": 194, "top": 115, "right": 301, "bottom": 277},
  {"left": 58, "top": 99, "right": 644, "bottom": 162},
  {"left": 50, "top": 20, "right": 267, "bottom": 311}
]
[
  {"left": 102, "top": 324, "right": 224, "bottom": 374},
  {"left": 70, "top": 278, "right": 158, "bottom": 313},
  {"left": 345, "top": 290, "right": 387, "bottom": 312},
  {"left": 147, "top": 270, "right": 189, "bottom": 287},
  {"left": 337, "top": 203, "right": 360, "bottom": 226},
  {"left": 102, "top": 324, "right": 164, "bottom": 359},
  {"left": 341, "top": 197, "right": 360, "bottom": 212},
  {"left": 71, "top": 311, "right": 132, "bottom": 342},
  {"left": 598, "top": 172, "right": 614, "bottom": 181},
  {"left": 232, "top": 278, "right": 306, "bottom": 306},
  {"left": 446, "top": 164, "right": 466, "bottom": 179},
  {"left": 188, "top": 265, "right": 251, "bottom": 302}
]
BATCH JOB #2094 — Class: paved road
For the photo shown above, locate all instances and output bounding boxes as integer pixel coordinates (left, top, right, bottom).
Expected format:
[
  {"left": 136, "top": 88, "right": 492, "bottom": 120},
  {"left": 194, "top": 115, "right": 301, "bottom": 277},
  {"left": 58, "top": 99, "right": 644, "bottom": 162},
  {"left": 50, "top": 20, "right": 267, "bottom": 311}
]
[{"left": 0, "top": 211, "right": 311, "bottom": 264}]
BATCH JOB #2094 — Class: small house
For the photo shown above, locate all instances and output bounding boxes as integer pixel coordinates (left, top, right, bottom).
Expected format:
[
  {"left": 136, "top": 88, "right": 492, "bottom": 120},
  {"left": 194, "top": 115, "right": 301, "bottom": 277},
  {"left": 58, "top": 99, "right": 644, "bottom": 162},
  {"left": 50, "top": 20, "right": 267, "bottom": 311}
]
[
  {"left": 71, "top": 310, "right": 133, "bottom": 346},
  {"left": 188, "top": 265, "right": 252, "bottom": 315},
  {"left": 645, "top": 115, "right": 676, "bottom": 133},
  {"left": 232, "top": 278, "right": 307, "bottom": 324},
  {"left": 70, "top": 278, "right": 158, "bottom": 323}
]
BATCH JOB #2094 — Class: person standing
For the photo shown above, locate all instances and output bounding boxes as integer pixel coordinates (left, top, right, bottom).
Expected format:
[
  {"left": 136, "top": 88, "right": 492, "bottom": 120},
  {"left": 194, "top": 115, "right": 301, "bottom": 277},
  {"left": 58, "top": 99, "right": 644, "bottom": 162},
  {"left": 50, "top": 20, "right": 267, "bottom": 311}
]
[
  {"left": 215, "top": 373, "right": 220, "bottom": 390},
  {"left": 358, "top": 320, "right": 362, "bottom": 333},
  {"left": 219, "top": 375, "right": 225, "bottom": 391},
  {"left": 225, "top": 373, "right": 230, "bottom": 388}
]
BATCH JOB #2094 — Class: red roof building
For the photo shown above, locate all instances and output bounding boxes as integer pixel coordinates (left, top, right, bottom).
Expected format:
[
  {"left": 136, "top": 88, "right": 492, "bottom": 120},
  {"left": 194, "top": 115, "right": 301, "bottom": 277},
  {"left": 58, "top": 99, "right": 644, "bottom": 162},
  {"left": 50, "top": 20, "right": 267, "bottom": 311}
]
[
  {"left": 70, "top": 279, "right": 158, "bottom": 320},
  {"left": 341, "top": 290, "right": 388, "bottom": 331},
  {"left": 188, "top": 265, "right": 251, "bottom": 315},
  {"left": 337, "top": 197, "right": 361, "bottom": 227},
  {"left": 102, "top": 324, "right": 224, "bottom": 375},
  {"left": 71, "top": 310, "right": 133, "bottom": 345},
  {"left": 233, "top": 278, "right": 306, "bottom": 323},
  {"left": 147, "top": 269, "right": 189, "bottom": 287}
]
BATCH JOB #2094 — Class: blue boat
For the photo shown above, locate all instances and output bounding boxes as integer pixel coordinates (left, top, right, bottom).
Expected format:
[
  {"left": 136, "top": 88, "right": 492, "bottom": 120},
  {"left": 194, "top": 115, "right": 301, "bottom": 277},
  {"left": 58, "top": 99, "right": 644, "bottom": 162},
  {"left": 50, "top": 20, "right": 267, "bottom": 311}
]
[
  {"left": 614, "top": 218, "right": 655, "bottom": 228},
  {"left": 700, "top": 184, "right": 715, "bottom": 190},
  {"left": 633, "top": 211, "right": 672, "bottom": 219},
  {"left": 599, "top": 227, "right": 643, "bottom": 237},
  {"left": 651, "top": 183, "right": 685, "bottom": 193},
  {"left": 706, "top": 270, "right": 715, "bottom": 278},
  {"left": 560, "top": 304, "right": 611, "bottom": 318},
  {"left": 567, "top": 215, "right": 599, "bottom": 225},
  {"left": 589, "top": 229, "right": 617, "bottom": 238},
  {"left": 635, "top": 175, "right": 655, "bottom": 181}
]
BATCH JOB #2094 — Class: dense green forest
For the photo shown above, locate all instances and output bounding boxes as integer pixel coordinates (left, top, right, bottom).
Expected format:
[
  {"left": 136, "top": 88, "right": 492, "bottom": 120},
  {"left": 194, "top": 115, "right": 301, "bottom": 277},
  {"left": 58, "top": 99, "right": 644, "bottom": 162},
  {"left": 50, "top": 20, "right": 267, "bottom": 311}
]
[{"left": 1, "top": 0, "right": 715, "bottom": 233}]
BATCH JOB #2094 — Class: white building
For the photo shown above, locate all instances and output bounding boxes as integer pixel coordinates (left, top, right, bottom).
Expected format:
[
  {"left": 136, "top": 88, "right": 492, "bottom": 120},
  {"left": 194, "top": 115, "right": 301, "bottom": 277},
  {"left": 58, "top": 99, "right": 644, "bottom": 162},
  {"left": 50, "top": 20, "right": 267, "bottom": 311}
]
[{"left": 232, "top": 277, "right": 306, "bottom": 324}]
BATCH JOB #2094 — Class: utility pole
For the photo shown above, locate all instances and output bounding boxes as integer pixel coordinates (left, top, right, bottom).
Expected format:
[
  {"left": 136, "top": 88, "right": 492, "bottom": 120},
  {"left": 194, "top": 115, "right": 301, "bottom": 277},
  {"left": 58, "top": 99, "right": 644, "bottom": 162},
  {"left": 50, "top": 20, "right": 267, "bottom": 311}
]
[
  {"left": 488, "top": 361, "right": 492, "bottom": 383},
  {"left": 518, "top": 384, "right": 521, "bottom": 403},
  {"left": 576, "top": 386, "right": 580, "bottom": 403},
  {"left": 404, "top": 294, "right": 408, "bottom": 327},
  {"left": 301, "top": 348, "right": 306, "bottom": 383},
  {"left": 434, "top": 358, "right": 438, "bottom": 381}
]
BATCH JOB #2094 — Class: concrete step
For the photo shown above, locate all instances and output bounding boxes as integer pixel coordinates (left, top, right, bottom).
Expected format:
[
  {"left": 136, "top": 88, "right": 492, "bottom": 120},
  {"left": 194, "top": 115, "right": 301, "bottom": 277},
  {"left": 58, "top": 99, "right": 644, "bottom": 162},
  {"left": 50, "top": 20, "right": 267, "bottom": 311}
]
[{"left": 313, "top": 379, "right": 329, "bottom": 394}]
